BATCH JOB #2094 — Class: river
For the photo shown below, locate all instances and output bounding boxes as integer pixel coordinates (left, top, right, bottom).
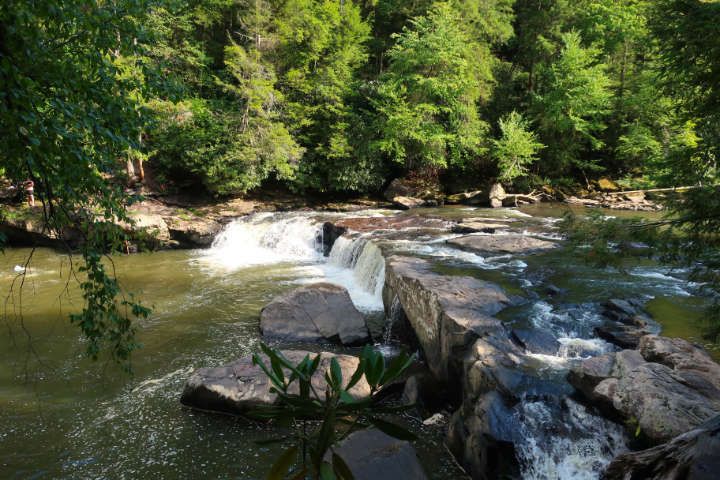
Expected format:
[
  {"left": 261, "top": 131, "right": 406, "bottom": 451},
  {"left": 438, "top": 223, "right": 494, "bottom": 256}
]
[{"left": 0, "top": 205, "right": 714, "bottom": 479}]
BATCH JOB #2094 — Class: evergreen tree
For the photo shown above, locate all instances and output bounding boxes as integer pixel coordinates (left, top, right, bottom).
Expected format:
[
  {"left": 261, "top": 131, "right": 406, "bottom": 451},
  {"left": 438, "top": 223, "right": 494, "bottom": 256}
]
[
  {"left": 374, "top": 2, "right": 494, "bottom": 173},
  {"left": 532, "top": 31, "right": 612, "bottom": 180}
]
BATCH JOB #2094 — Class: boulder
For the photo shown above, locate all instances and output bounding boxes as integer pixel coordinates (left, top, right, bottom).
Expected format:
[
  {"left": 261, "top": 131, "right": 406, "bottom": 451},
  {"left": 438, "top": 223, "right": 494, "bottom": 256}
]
[
  {"left": 320, "top": 222, "right": 348, "bottom": 256},
  {"left": 602, "top": 414, "right": 720, "bottom": 480},
  {"left": 167, "top": 217, "right": 222, "bottom": 248},
  {"left": 127, "top": 212, "right": 171, "bottom": 244},
  {"left": 488, "top": 183, "right": 506, "bottom": 208},
  {"left": 383, "top": 178, "right": 416, "bottom": 201},
  {"left": 568, "top": 344, "right": 720, "bottom": 443},
  {"left": 382, "top": 256, "right": 511, "bottom": 381},
  {"left": 446, "top": 234, "right": 557, "bottom": 255},
  {"left": 327, "top": 429, "right": 428, "bottom": 480},
  {"left": 595, "top": 321, "right": 649, "bottom": 349},
  {"left": 391, "top": 196, "right": 426, "bottom": 210},
  {"left": 180, "top": 350, "right": 371, "bottom": 415},
  {"left": 260, "top": 283, "right": 369, "bottom": 345}
]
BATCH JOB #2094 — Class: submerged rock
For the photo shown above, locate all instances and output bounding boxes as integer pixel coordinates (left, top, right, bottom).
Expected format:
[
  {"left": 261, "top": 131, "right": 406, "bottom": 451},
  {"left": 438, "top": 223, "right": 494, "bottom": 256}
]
[
  {"left": 602, "top": 414, "right": 720, "bottom": 480},
  {"left": 181, "top": 350, "right": 370, "bottom": 415},
  {"left": 446, "top": 234, "right": 556, "bottom": 255},
  {"left": 260, "top": 283, "right": 369, "bottom": 345},
  {"left": 569, "top": 336, "right": 720, "bottom": 443},
  {"left": 327, "top": 429, "right": 428, "bottom": 480}
]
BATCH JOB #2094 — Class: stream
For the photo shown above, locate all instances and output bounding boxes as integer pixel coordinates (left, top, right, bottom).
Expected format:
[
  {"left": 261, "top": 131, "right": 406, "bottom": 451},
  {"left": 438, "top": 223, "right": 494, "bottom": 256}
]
[{"left": 0, "top": 205, "right": 714, "bottom": 479}]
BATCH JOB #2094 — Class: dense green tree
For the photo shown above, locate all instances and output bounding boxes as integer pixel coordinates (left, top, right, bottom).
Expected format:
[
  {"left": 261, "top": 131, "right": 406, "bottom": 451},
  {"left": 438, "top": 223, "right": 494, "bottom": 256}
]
[
  {"left": 492, "top": 111, "right": 544, "bottom": 182},
  {"left": 532, "top": 31, "right": 612, "bottom": 180},
  {"left": 0, "top": 0, "right": 152, "bottom": 369},
  {"left": 373, "top": 2, "right": 494, "bottom": 173},
  {"left": 275, "top": 0, "right": 374, "bottom": 192}
]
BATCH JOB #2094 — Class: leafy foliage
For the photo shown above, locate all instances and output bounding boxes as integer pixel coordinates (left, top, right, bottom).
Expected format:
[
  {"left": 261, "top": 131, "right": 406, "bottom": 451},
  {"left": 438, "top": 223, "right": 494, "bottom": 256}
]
[
  {"left": 492, "top": 111, "right": 544, "bottom": 182},
  {"left": 373, "top": 2, "right": 493, "bottom": 172},
  {"left": 251, "top": 344, "right": 415, "bottom": 480}
]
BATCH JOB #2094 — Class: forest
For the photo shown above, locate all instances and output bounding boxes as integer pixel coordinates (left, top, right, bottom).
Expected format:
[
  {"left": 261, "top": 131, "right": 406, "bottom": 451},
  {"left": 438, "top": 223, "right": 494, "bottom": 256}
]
[{"left": 3, "top": 0, "right": 718, "bottom": 200}]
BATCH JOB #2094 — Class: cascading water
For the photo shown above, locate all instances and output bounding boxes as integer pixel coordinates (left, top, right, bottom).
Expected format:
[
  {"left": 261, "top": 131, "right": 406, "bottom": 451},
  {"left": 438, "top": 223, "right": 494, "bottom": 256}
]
[
  {"left": 514, "top": 397, "right": 627, "bottom": 480},
  {"left": 323, "top": 235, "right": 386, "bottom": 311},
  {"left": 202, "top": 212, "right": 323, "bottom": 269},
  {"left": 200, "top": 212, "right": 386, "bottom": 311}
]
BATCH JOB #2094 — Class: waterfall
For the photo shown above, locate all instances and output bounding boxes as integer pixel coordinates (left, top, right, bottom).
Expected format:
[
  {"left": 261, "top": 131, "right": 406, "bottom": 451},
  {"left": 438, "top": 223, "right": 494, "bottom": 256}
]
[
  {"left": 382, "top": 296, "right": 404, "bottom": 344},
  {"left": 201, "top": 212, "right": 323, "bottom": 269},
  {"left": 324, "top": 235, "right": 386, "bottom": 311},
  {"left": 514, "top": 397, "right": 627, "bottom": 480}
]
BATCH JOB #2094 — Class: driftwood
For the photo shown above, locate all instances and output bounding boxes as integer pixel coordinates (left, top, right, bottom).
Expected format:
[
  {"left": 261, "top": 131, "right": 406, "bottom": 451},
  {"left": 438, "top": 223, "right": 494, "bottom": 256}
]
[{"left": 501, "top": 190, "right": 546, "bottom": 207}]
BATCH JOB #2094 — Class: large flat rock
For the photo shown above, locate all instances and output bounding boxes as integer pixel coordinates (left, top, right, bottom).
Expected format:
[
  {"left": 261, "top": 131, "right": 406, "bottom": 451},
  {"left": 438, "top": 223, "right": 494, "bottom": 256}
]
[
  {"left": 181, "top": 350, "right": 371, "bottom": 415},
  {"left": 383, "top": 255, "right": 510, "bottom": 381},
  {"left": 446, "top": 234, "right": 557, "bottom": 255},
  {"left": 260, "top": 283, "right": 369, "bottom": 345}
]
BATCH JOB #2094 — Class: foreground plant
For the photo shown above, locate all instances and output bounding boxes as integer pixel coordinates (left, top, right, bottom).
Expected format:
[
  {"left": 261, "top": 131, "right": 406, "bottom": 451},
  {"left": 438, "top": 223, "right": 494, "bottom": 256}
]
[{"left": 250, "top": 343, "right": 415, "bottom": 480}]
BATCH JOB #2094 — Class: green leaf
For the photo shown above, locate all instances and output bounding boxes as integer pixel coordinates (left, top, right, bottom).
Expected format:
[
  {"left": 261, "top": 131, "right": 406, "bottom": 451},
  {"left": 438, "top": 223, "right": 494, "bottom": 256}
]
[
  {"left": 369, "top": 418, "right": 416, "bottom": 441},
  {"left": 266, "top": 445, "right": 298, "bottom": 480},
  {"left": 330, "top": 358, "right": 343, "bottom": 389},
  {"left": 319, "top": 462, "right": 336, "bottom": 480},
  {"left": 379, "top": 351, "right": 413, "bottom": 385}
]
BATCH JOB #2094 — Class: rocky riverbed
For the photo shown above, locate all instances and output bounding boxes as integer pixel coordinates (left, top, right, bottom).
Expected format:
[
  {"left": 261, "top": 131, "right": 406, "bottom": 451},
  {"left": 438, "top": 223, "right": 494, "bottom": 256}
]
[
  {"left": 2, "top": 202, "right": 717, "bottom": 479},
  {"left": 176, "top": 205, "right": 719, "bottom": 479}
]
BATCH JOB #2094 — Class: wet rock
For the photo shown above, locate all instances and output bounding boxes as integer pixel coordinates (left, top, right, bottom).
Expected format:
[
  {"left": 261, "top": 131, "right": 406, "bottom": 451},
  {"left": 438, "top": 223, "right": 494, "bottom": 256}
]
[
  {"left": 451, "top": 220, "right": 510, "bottom": 234},
  {"left": 0, "top": 210, "right": 83, "bottom": 248},
  {"left": 489, "top": 183, "right": 506, "bottom": 208},
  {"left": 595, "top": 321, "right": 649, "bottom": 349},
  {"left": 567, "top": 353, "right": 616, "bottom": 398},
  {"left": 260, "top": 283, "right": 369, "bottom": 345},
  {"left": 447, "top": 389, "right": 518, "bottom": 479},
  {"left": 602, "top": 414, "right": 720, "bottom": 480},
  {"left": 327, "top": 428, "right": 428, "bottom": 480},
  {"left": 382, "top": 255, "right": 510, "bottom": 381},
  {"left": 446, "top": 234, "right": 557, "bottom": 255},
  {"left": 320, "top": 222, "right": 348, "bottom": 256},
  {"left": 511, "top": 329, "right": 560, "bottom": 355},
  {"left": 401, "top": 371, "right": 446, "bottom": 413},
  {"left": 181, "top": 350, "right": 371, "bottom": 414},
  {"left": 603, "top": 299, "right": 638, "bottom": 320}
]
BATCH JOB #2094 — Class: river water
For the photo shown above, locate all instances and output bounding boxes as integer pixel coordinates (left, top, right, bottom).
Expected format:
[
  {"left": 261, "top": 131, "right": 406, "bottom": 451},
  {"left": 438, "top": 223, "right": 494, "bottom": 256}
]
[{"left": 0, "top": 205, "right": 714, "bottom": 479}]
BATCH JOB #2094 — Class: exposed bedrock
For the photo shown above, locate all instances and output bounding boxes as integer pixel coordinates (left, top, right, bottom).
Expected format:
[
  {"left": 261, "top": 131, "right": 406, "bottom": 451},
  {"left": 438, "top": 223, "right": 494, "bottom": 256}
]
[
  {"left": 181, "top": 350, "right": 370, "bottom": 415},
  {"left": 568, "top": 335, "right": 720, "bottom": 443},
  {"left": 260, "top": 283, "right": 370, "bottom": 345},
  {"left": 602, "top": 414, "right": 720, "bottom": 480},
  {"left": 382, "top": 255, "right": 513, "bottom": 382}
]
